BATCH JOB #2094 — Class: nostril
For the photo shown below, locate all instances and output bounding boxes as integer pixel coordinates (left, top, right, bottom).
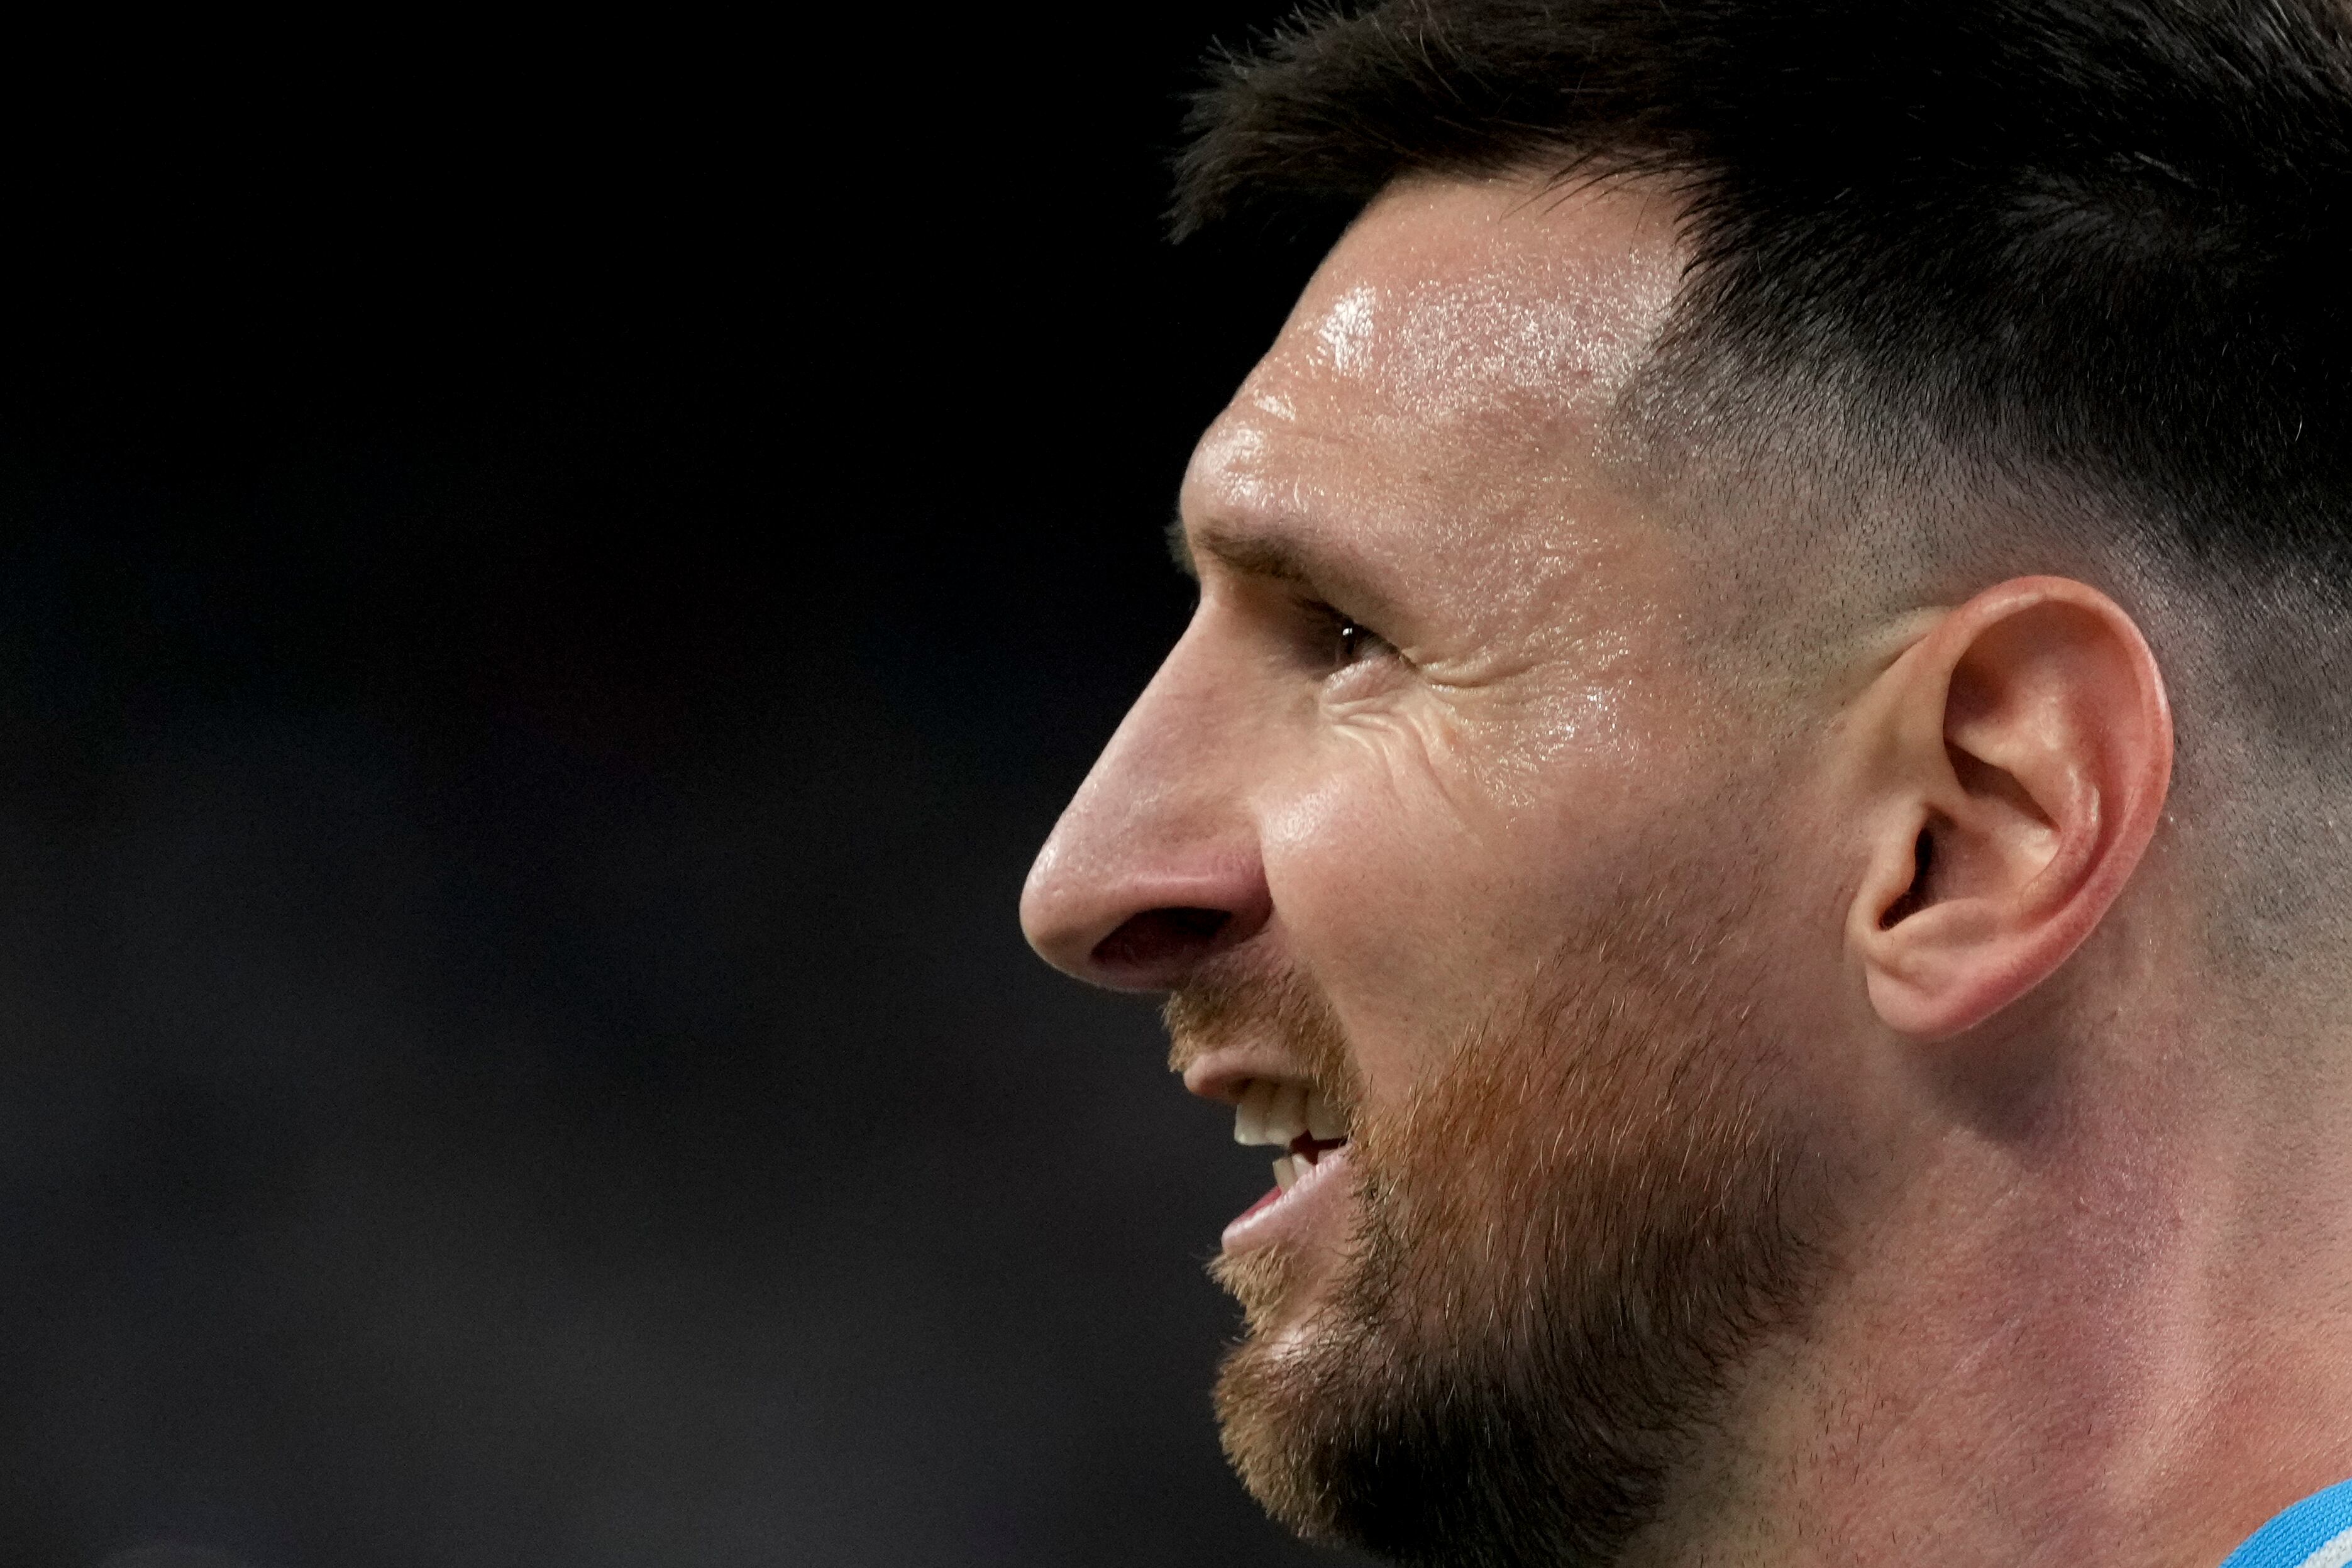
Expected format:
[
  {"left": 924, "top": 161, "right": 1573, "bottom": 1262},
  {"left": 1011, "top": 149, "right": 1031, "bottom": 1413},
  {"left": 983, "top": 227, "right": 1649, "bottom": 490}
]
[{"left": 1091, "top": 906, "right": 1233, "bottom": 978}]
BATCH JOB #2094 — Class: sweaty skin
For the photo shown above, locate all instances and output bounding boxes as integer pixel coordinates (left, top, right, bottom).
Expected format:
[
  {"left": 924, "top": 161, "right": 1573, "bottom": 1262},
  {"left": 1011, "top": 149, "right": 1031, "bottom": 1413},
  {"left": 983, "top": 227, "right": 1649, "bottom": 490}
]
[
  {"left": 1030, "top": 174, "right": 1711, "bottom": 1092},
  {"left": 1023, "top": 173, "right": 2352, "bottom": 1567}
]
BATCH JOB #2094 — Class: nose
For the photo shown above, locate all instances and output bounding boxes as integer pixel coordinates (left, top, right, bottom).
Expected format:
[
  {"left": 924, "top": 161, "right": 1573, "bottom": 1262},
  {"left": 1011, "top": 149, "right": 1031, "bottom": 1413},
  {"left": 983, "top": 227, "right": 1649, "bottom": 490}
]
[{"left": 1020, "top": 636, "right": 1273, "bottom": 991}]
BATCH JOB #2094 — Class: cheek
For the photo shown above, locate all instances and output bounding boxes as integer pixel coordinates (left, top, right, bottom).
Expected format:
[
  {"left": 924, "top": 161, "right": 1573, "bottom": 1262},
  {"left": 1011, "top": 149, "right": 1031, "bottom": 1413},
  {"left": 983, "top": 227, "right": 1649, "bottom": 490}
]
[
  {"left": 1256, "top": 690, "right": 1719, "bottom": 1098},
  {"left": 1258, "top": 722, "right": 1550, "bottom": 1095}
]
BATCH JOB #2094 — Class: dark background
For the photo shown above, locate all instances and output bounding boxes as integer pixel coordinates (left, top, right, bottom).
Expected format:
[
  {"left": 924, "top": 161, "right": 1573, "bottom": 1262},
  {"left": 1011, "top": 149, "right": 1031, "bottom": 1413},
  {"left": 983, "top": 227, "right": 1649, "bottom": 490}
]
[{"left": 0, "top": 12, "right": 1372, "bottom": 1567}]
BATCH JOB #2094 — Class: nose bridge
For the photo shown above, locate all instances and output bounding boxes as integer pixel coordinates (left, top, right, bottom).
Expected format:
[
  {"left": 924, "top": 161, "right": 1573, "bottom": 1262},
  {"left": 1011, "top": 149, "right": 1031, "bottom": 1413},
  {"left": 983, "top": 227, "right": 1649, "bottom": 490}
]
[{"left": 1021, "top": 619, "right": 1269, "bottom": 985}]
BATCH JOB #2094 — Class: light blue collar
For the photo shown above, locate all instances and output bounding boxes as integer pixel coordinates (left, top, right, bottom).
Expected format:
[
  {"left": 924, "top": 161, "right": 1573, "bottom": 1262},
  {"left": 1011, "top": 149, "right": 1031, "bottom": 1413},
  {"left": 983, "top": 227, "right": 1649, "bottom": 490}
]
[{"left": 2221, "top": 1478, "right": 2352, "bottom": 1568}]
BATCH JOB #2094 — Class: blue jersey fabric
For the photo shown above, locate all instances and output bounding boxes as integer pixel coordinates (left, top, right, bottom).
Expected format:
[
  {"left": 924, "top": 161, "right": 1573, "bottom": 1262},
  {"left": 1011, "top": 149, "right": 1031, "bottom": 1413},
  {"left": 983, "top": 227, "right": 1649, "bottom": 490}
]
[{"left": 2221, "top": 1478, "right": 2352, "bottom": 1568}]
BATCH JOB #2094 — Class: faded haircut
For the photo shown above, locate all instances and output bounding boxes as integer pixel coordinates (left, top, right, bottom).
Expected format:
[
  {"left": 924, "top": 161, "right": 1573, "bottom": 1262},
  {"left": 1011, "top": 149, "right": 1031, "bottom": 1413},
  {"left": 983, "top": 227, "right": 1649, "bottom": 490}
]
[{"left": 1175, "top": 0, "right": 2352, "bottom": 960}]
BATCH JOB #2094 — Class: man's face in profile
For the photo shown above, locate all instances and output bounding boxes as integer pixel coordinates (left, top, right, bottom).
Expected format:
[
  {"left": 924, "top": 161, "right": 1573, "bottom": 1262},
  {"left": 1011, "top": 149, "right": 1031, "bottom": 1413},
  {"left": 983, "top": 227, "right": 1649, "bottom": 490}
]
[{"left": 1024, "top": 179, "right": 1866, "bottom": 1562}]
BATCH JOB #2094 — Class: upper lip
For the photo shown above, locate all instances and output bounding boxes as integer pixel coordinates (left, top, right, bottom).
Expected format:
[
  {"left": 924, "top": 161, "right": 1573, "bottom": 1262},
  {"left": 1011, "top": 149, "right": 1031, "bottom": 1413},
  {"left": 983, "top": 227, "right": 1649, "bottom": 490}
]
[
  {"left": 1181, "top": 1049, "right": 1317, "bottom": 1107},
  {"left": 1183, "top": 1050, "right": 1352, "bottom": 1157}
]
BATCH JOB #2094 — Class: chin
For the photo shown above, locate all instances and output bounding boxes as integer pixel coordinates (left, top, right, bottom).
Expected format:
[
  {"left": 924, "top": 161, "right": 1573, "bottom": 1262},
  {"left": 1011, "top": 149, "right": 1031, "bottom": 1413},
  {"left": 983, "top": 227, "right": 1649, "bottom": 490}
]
[{"left": 1208, "top": 986, "right": 1827, "bottom": 1565}]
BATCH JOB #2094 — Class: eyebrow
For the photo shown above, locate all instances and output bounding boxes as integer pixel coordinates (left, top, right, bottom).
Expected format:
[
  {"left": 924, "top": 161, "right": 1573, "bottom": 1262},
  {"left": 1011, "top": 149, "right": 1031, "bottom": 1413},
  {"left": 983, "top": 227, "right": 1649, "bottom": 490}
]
[
  {"left": 1166, "top": 512, "right": 1198, "bottom": 579},
  {"left": 1168, "top": 511, "right": 1405, "bottom": 625},
  {"left": 1169, "top": 514, "right": 1334, "bottom": 588}
]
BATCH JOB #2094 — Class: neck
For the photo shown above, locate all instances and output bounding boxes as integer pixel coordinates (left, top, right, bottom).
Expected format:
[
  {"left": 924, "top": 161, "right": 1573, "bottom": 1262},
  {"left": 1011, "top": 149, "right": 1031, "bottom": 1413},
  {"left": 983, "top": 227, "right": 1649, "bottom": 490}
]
[{"left": 1622, "top": 981, "right": 2352, "bottom": 1568}]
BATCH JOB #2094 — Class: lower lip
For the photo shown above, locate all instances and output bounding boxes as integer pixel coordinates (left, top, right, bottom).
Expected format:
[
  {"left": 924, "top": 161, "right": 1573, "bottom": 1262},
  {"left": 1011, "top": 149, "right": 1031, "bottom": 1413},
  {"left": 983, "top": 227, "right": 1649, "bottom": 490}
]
[{"left": 1222, "top": 1145, "right": 1352, "bottom": 1254}]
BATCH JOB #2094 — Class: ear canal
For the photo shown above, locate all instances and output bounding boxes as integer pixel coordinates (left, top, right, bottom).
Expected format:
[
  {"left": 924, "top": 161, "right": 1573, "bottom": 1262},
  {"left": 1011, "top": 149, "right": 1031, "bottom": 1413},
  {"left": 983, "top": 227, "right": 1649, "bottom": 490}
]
[{"left": 1878, "top": 825, "right": 1936, "bottom": 930}]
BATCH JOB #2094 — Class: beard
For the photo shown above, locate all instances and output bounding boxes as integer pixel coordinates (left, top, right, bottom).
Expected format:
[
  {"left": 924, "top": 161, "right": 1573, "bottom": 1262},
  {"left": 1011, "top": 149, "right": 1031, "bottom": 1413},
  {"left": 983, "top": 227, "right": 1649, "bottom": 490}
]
[{"left": 1169, "top": 859, "right": 1832, "bottom": 1568}]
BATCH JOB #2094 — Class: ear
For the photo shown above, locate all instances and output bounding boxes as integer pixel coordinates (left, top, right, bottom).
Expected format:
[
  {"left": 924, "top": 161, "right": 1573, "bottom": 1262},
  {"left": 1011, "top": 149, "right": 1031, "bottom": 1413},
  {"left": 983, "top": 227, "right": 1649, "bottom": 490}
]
[{"left": 1845, "top": 576, "right": 2173, "bottom": 1039}]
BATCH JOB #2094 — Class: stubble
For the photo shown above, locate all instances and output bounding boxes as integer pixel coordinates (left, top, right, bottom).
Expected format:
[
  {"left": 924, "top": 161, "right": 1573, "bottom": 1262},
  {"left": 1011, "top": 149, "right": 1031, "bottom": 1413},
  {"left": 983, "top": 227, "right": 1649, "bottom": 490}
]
[{"left": 1174, "top": 860, "right": 1833, "bottom": 1568}]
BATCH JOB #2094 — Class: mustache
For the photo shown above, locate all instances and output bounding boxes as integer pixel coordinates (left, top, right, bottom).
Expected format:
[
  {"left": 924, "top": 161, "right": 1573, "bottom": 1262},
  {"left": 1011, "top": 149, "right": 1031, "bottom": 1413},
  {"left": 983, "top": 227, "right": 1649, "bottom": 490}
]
[{"left": 1162, "top": 963, "right": 1360, "bottom": 1104}]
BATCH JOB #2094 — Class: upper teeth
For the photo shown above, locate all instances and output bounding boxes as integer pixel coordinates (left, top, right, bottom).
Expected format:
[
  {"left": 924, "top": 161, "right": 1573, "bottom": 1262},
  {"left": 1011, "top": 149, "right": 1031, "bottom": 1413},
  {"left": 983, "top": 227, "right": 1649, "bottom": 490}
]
[{"left": 1232, "top": 1079, "right": 1348, "bottom": 1147}]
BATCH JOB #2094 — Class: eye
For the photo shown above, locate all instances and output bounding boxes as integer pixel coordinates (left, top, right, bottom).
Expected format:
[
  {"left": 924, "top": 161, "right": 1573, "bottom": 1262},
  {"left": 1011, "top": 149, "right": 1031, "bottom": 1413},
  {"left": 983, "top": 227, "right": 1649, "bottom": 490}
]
[
  {"left": 1323, "top": 607, "right": 1390, "bottom": 670},
  {"left": 1286, "top": 595, "right": 1395, "bottom": 677}
]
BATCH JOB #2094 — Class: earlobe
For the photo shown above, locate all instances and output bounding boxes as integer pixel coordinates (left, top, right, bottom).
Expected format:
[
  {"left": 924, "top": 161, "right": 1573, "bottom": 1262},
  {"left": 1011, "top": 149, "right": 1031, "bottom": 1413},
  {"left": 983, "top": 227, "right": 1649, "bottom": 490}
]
[{"left": 1844, "top": 577, "right": 2172, "bottom": 1039}]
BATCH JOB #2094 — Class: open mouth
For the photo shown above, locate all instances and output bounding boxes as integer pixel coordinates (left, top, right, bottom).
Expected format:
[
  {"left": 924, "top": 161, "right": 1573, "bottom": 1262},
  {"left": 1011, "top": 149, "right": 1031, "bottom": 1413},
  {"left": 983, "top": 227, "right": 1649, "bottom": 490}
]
[{"left": 1232, "top": 1078, "right": 1350, "bottom": 1191}]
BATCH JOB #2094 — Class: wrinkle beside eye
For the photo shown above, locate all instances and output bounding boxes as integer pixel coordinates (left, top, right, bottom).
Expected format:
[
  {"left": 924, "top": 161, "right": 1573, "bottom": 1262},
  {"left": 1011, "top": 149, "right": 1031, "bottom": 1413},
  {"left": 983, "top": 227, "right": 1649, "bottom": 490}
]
[{"left": 1332, "top": 697, "right": 1488, "bottom": 838}]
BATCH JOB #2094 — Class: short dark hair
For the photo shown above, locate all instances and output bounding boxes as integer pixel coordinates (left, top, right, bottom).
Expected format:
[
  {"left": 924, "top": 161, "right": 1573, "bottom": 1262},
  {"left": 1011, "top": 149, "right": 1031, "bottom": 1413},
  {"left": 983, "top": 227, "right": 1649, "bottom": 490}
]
[{"left": 1177, "top": 0, "right": 2352, "bottom": 612}]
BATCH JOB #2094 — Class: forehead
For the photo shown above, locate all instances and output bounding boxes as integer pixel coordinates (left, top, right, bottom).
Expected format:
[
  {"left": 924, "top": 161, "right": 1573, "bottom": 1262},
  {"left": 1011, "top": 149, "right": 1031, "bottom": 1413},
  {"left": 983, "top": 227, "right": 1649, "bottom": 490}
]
[
  {"left": 1274, "top": 175, "right": 1681, "bottom": 419},
  {"left": 1183, "top": 174, "right": 1686, "bottom": 549}
]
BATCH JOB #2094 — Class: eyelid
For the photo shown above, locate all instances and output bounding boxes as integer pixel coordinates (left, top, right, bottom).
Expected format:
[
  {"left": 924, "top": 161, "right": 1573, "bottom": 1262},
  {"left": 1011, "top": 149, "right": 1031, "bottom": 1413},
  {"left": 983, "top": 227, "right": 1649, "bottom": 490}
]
[{"left": 1298, "top": 594, "right": 1360, "bottom": 634}]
